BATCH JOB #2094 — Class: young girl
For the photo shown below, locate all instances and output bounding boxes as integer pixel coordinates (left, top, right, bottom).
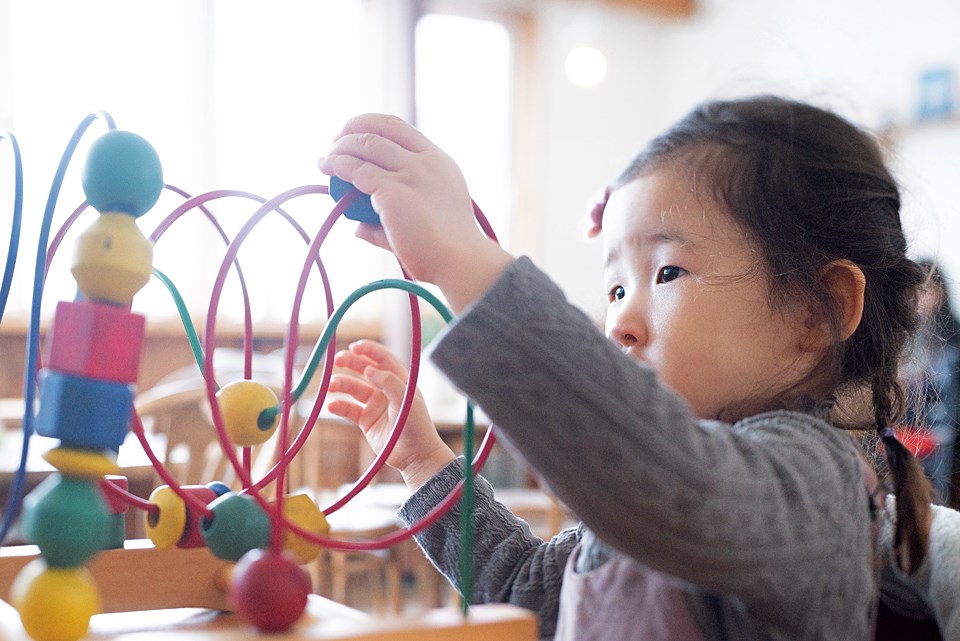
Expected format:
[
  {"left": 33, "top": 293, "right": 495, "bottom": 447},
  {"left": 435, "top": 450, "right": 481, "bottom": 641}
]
[{"left": 318, "top": 96, "right": 936, "bottom": 640}]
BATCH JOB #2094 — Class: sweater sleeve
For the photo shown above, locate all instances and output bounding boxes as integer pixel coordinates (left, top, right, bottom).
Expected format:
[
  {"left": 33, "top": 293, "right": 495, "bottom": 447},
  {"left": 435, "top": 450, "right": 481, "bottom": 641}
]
[
  {"left": 429, "top": 257, "right": 873, "bottom": 634},
  {"left": 397, "top": 457, "right": 579, "bottom": 639}
]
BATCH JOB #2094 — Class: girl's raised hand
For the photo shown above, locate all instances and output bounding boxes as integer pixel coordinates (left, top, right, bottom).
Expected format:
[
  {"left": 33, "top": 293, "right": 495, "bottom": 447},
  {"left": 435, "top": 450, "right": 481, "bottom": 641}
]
[
  {"left": 318, "top": 114, "right": 513, "bottom": 314},
  {"left": 326, "top": 339, "right": 455, "bottom": 490}
]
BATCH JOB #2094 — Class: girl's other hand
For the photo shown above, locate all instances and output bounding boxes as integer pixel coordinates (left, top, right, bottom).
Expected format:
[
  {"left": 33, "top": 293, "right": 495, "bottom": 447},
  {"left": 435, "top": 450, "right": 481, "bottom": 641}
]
[{"left": 326, "top": 339, "right": 455, "bottom": 490}]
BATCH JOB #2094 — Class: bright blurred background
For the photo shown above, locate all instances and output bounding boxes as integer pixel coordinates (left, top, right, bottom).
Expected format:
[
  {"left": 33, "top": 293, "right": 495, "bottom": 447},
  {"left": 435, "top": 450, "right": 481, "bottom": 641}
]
[{"left": 0, "top": 0, "right": 958, "bottom": 330}]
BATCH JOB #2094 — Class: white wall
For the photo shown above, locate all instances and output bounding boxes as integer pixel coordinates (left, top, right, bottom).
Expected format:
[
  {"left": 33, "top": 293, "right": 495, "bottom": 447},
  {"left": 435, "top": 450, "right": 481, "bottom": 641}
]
[{"left": 522, "top": 0, "right": 960, "bottom": 318}]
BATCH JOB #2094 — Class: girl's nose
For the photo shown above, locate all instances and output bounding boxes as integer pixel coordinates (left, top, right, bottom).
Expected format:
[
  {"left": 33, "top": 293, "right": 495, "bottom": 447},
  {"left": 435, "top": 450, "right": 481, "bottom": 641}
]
[{"left": 606, "top": 305, "right": 647, "bottom": 350}]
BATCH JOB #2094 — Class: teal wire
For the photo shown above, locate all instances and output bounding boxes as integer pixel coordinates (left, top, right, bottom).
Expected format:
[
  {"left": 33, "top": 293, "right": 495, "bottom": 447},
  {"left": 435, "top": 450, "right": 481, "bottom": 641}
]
[
  {"left": 152, "top": 268, "right": 211, "bottom": 384},
  {"left": 155, "top": 271, "right": 477, "bottom": 608}
]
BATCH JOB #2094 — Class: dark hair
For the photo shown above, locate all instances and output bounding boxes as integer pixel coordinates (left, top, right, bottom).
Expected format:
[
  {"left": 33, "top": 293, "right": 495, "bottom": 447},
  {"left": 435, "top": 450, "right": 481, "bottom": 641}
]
[
  {"left": 606, "top": 95, "right": 931, "bottom": 572},
  {"left": 915, "top": 258, "right": 960, "bottom": 348}
]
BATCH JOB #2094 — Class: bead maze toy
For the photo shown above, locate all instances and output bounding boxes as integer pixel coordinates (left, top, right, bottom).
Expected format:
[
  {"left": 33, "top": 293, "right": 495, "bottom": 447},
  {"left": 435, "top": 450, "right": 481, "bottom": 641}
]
[{"left": 0, "top": 114, "right": 537, "bottom": 641}]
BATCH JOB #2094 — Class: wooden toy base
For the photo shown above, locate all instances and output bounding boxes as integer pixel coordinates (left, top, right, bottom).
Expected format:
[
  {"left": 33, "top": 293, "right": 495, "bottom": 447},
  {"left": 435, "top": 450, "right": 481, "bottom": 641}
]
[{"left": 0, "top": 541, "right": 538, "bottom": 641}]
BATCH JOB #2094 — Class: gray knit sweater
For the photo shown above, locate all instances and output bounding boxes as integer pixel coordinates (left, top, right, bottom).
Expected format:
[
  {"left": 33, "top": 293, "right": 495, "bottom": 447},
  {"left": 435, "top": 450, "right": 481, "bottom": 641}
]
[{"left": 398, "top": 257, "right": 876, "bottom": 640}]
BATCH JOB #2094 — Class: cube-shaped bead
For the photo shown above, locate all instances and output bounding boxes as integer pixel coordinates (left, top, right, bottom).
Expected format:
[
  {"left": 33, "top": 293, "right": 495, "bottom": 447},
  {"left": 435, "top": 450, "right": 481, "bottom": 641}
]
[
  {"left": 45, "top": 300, "right": 145, "bottom": 384},
  {"left": 35, "top": 371, "right": 134, "bottom": 452}
]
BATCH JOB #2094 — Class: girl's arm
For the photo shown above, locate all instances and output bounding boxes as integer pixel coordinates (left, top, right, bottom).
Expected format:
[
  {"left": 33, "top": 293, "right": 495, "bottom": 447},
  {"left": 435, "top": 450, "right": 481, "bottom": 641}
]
[
  {"left": 398, "top": 457, "right": 579, "bottom": 639},
  {"left": 430, "top": 257, "right": 871, "bottom": 618}
]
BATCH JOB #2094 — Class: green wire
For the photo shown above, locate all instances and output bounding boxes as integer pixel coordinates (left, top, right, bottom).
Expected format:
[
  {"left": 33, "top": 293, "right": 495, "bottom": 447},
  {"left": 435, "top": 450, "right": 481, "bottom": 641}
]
[
  {"left": 156, "top": 271, "right": 477, "bottom": 611},
  {"left": 153, "top": 268, "right": 209, "bottom": 381}
]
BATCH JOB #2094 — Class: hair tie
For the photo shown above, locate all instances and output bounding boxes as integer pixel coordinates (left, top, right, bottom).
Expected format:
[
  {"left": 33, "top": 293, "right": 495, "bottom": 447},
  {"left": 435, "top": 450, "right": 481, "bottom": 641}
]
[
  {"left": 878, "top": 426, "right": 897, "bottom": 440},
  {"left": 585, "top": 185, "right": 612, "bottom": 238}
]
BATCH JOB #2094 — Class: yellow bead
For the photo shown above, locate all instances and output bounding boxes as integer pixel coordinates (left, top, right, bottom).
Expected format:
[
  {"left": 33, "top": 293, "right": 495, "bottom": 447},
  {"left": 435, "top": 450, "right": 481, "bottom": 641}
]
[
  {"left": 71, "top": 211, "right": 154, "bottom": 305},
  {"left": 144, "top": 485, "right": 186, "bottom": 549},
  {"left": 272, "top": 493, "right": 329, "bottom": 564},
  {"left": 216, "top": 380, "right": 279, "bottom": 447},
  {"left": 10, "top": 559, "right": 100, "bottom": 641},
  {"left": 42, "top": 447, "right": 118, "bottom": 478}
]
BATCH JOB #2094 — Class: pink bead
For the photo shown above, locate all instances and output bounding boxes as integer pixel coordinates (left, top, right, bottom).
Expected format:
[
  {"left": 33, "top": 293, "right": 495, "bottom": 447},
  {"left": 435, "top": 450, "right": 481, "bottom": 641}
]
[{"left": 231, "top": 548, "right": 310, "bottom": 632}]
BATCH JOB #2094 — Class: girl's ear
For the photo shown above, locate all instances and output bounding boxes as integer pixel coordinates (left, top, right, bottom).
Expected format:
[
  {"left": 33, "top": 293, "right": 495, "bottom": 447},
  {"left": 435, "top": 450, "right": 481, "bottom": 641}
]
[{"left": 801, "top": 260, "right": 866, "bottom": 351}]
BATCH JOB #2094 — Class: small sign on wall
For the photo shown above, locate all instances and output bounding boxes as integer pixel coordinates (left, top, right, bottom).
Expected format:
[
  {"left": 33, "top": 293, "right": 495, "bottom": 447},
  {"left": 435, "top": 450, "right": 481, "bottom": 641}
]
[{"left": 918, "top": 67, "right": 956, "bottom": 120}]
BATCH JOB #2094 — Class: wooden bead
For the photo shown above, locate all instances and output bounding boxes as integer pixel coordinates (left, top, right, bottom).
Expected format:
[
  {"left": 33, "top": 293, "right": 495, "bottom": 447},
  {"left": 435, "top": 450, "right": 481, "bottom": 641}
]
[
  {"left": 200, "top": 492, "right": 270, "bottom": 562},
  {"left": 81, "top": 129, "right": 163, "bottom": 218},
  {"left": 176, "top": 486, "right": 218, "bottom": 549},
  {"left": 21, "top": 474, "right": 109, "bottom": 568},
  {"left": 329, "top": 175, "right": 380, "bottom": 224},
  {"left": 35, "top": 371, "right": 134, "bottom": 452},
  {"left": 10, "top": 559, "right": 100, "bottom": 641},
  {"left": 271, "top": 493, "right": 329, "bottom": 564},
  {"left": 70, "top": 212, "right": 153, "bottom": 305},
  {"left": 44, "top": 300, "right": 145, "bottom": 384},
  {"left": 144, "top": 486, "right": 186, "bottom": 550},
  {"left": 216, "top": 380, "right": 279, "bottom": 447},
  {"left": 231, "top": 548, "right": 310, "bottom": 632},
  {"left": 42, "top": 447, "right": 118, "bottom": 479}
]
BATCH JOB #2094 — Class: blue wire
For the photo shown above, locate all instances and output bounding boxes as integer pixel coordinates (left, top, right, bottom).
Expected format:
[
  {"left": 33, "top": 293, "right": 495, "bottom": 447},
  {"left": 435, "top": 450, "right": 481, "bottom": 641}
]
[
  {"left": 0, "top": 111, "right": 116, "bottom": 544},
  {"left": 0, "top": 130, "right": 23, "bottom": 322}
]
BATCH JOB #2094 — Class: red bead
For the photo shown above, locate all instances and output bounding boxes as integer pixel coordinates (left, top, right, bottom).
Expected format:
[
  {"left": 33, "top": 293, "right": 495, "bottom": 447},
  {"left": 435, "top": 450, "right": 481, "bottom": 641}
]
[
  {"left": 231, "top": 549, "right": 310, "bottom": 632},
  {"left": 100, "top": 476, "right": 129, "bottom": 515},
  {"left": 45, "top": 300, "right": 145, "bottom": 384},
  {"left": 177, "top": 486, "right": 217, "bottom": 549}
]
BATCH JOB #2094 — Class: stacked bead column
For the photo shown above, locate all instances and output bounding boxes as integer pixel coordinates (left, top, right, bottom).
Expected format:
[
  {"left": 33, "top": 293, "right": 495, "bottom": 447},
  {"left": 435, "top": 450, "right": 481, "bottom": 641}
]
[{"left": 10, "top": 130, "right": 162, "bottom": 641}]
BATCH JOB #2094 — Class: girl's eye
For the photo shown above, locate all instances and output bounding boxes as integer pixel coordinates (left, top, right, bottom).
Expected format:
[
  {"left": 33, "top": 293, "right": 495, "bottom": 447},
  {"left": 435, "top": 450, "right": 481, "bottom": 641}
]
[
  {"left": 656, "top": 266, "right": 685, "bottom": 284},
  {"left": 608, "top": 285, "right": 625, "bottom": 302}
]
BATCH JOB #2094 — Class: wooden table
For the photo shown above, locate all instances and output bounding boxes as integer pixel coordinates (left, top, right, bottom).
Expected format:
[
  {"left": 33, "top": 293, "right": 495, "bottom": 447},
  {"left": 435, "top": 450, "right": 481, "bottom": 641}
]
[{"left": 0, "top": 542, "right": 538, "bottom": 641}]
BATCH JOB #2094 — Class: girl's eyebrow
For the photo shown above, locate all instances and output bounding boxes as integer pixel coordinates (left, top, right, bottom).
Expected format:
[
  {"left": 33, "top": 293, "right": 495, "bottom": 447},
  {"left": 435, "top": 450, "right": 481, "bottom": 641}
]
[{"left": 604, "top": 230, "right": 694, "bottom": 268}]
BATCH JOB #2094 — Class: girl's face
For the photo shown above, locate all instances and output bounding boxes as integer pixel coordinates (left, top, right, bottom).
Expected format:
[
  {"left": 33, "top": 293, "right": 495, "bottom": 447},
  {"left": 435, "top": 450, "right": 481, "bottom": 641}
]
[{"left": 602, "top": 169, "right": 816, "bottom": 421}]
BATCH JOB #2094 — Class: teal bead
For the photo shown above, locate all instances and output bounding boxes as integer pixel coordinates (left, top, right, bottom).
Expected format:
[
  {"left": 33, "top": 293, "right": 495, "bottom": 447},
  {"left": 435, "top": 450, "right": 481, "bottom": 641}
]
[
  {"left": 200, "top": 493, "right": 270, "bottom": 562},
  {"left": 102, "top": 513, "right": 126, "bottom": 550},
  {"left": 81, "top": 130, "right": 163, "bottom": 218},
  {"left": 22, "top": 474, "right": 110, "bottom": 567}
]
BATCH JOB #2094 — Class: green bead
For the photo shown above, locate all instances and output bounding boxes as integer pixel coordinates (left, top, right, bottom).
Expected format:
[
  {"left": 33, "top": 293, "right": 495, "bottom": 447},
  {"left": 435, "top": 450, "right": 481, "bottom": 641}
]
[
  {"left": 22, "top": 474, "right": 110, "bottom": 567},
  {"left": 200, "top": 493, "right": 270, "bottom": 562},
  {"left": 102, "top": 513, "right": 126, "bottom": 550},
  {"left": 81, "top": 130, "right": 163, "bottom": 218}
]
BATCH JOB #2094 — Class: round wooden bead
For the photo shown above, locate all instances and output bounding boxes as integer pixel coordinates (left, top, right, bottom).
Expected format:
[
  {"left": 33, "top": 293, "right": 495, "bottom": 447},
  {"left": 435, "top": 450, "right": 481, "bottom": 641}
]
[
  {"left": 70, "top": 212, "right": 154, "bottom": 306},
  {"left": 144, "top": 485, "right": 186, "bottom": 550},
  {"left": 216, "top": 380, "right": 279, "bottom": 447},
  {"left": 231, "top": 548, "right": 310, "bottom": 632},
  {"left": 10, "top": 559, "right": 100, "bottom": 641},
  {"left": 21, "top": 474, "right": 109, "bottom": 567},
  {"left": 81, "top": 129, "right": 163, "bottom": 218},
  {"left": 42, "top": 447, "right": 118, "bottom": 479},
  {"left": 271, "top": 493, "right": 329, "bottom": 564},
  {"left": 200, "top": 492, "right": 271, "bottom": 562}
]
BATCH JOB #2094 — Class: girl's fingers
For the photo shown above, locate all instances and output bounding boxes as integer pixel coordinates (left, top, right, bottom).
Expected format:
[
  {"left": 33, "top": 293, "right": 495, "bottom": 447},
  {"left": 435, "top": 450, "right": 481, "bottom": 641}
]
[
  {"left": 318, "top": 153, "right": 393, "bottom": 199},
  {"left": 333, "top": 350, "right": 378, "bottom": 375},
  {"left": 364, "top": 366, "right": 408, "bottom": 408},
  {"left": 326, "top": 398, "right": 363, "bottom": 425},
  {"left": 350, "top": 341, "right": 409, "bottom": 378},
  {"left": 328, "top": 374, "right": 375, "bottom": 404},
  {"left": 334, "top": 113, "right": 433, "bottom": 154},
  {"left": 354, "top": 223, "right": 391, "bottom": 252}
]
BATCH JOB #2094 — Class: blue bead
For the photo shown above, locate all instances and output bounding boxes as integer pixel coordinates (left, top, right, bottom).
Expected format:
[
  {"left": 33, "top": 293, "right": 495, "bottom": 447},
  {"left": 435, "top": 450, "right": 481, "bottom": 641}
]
[
  {"left": 206, "top": 481, "right": 232, "bottom": 497},
  {"left": 200, "top": 493, "right": 271, "bottom": 562},
  {"left": 81, "top": 130, "right": 163, "bottom": 218},
  {"left": 35, "top": 371, "right": 134, "bottom": 452},
  {"left": 329, "top": 175, "right": 380, "bottom": 224}
]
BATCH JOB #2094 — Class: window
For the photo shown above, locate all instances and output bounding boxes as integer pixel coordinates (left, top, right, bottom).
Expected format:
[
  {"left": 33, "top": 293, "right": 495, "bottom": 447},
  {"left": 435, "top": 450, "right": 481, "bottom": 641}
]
[
  {"left": 415, "top": 12, "right": 514, "bottom": 248},
  {"left": 1, "top": 1, "right": 520, "bottom": 333},
  {"left": 1, "top": 0, "right": 392, "bottom": 326}
]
